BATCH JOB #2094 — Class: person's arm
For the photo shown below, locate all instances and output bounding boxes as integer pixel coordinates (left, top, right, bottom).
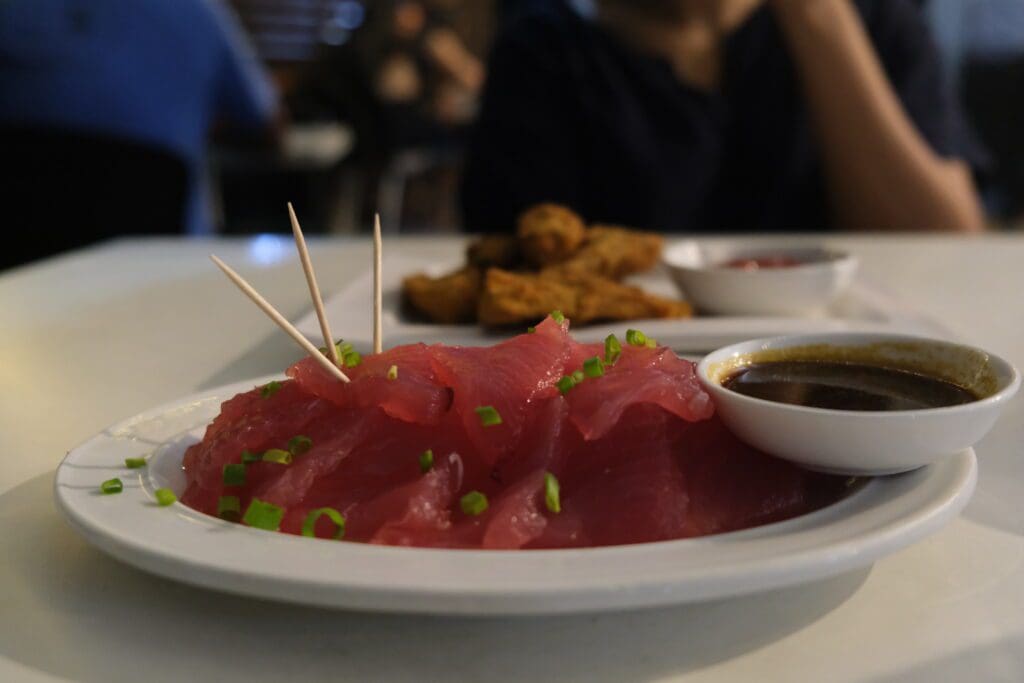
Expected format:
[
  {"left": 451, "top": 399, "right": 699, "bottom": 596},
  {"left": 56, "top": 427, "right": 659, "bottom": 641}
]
[{"left": 770, "top": 0, "right": 985, "bottom": 233}]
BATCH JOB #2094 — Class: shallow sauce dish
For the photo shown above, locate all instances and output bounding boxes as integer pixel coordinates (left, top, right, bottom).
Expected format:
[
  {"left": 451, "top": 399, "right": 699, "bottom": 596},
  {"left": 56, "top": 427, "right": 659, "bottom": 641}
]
[
  {"left": 698, "top": 333, "right": 1020, "bottom": 475},
  {"left": 664, "top": 241, "right": 858, "bottom": 315}
]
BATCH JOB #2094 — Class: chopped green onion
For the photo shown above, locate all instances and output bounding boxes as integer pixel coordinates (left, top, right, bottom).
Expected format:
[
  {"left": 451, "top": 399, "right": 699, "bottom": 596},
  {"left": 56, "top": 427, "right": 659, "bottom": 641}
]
[
  {"left": 301, "top": 507, "right": 346, "bottom": 539},
  {"left": 544, "top": 472, "right": 561, "bottom": 514},
  {"left": 571, "top": 369, "right": 585, "bottom": 384},
  {"left": 604, "top": 334, "right": 621, "bottom": 365},
  {"left": 527, "top": 326, "right": 536, "bottom": 334},
  {"left": 262, "top": 448, "right": 293, "bottom": 465},
  {"left": 460, "top": 490, "right": 489, "bottom": 516},
  {"left": 222, "top": 463, "right": 246, "bottom": 487},
  {"left": 288, "top": 435, "right": 312, "bottom": 456},
  {"left": 241, "top": 449, "right": 261, "bottom": 464},
  {"left": 124, "top": 457, "right": 146, "bottom": 469},
  {"left": 583, "top": 356, "right": 605, "bottom": 378},
  {"left": 154, "top": 488, "right": 177, "bottom": 506},
  {"left": 419, "top": 449, "right": 434, "bottom": 473},
  {"left": 242, "top": 498, "right": 284, "bottom": 531},
  {"left": 550, "top": 310, "right": 565, "bottom": 324},
  {"left": 386, "top": 365, "right": 398, "bottom": 380},
  {"left": 625, "top": 329, "right": 648, "bottom": 347},
  {"left": 343, "top": 350, "right": 362, "bottom": 368},
  {"left": 556, "top": 375, "right": 577, "bottom": 395},
  {"left": 321, "top": 341, "right": 353, "bottom": 358},
  {"left": 260, "top": 380, "right": 282, "bottom": 398},
  {"left": 217, "top": 495, "right": 241, "bottom": 521},
  {"left": 474, "top": 405, "right": 502, "bottom": 427},
  {"left": 100, "top": 478, "right": 123, "bottom": 495},
  {"left": 646, "top": 337, "right": 657, "bottom": 348}
]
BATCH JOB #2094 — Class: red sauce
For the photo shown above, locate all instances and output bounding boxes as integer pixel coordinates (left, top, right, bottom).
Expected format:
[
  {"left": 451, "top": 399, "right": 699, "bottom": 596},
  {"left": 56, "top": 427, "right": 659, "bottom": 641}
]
[{"left": 722, "top": 255, "right": 804, "bottom": 270}]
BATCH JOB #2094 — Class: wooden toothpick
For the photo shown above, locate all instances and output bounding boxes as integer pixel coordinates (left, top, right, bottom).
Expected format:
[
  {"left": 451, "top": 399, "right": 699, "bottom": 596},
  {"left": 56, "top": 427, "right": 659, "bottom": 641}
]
[
  {"left": 373, "top": 212, "right": 383, "bottom": 354},
  {"left": 288, "top": 202, "right": 341, "bottom": 368},
  {"left": 209, "top": 254, "right": 350, "bottom": 383}
]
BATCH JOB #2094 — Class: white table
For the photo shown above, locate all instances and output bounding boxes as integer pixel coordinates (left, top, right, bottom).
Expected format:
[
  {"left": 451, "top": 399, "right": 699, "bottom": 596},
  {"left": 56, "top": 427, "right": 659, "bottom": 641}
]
[{"left": 1, "top": 235, "right": 1022, "bottom": 683}]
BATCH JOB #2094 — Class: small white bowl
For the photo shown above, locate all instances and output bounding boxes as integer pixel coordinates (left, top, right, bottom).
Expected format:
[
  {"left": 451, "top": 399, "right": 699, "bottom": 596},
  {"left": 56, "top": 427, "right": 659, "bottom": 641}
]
[
  {"left": 663, "top": 242, "right": 858, "bottom": 315},
  {"left": 697, "top": 333, "right": 1020, "bottom": 476}
]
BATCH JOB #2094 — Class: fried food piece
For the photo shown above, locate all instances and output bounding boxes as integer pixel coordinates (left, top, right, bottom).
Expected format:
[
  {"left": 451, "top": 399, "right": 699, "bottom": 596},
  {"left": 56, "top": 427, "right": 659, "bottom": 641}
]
[
  {"left": 516, "top": 203, "right": 586, "bottom": 268},
  {"left": 466, "top": 235, "right": 521, "bottom": 269},
  {"left": 478, "top": 268, "right": 580, "bottom": 326},
  {"left": 557, "top": 272, "right": 693, "bottom": 323},
  {"left": 552, "top": 225, "right": 663, "bottom": 280},
  {"left": 402, "top": 266, "right": 482, "bottom": 324},
  {"left": 478, "top": 268, "right": 691, "bottom": 327}
]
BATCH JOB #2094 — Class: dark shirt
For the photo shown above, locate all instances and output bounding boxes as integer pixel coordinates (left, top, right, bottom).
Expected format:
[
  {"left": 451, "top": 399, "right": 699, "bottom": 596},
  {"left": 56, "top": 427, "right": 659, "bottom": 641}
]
[{"left": 461, "top": 0, "right": 981, "bottom": 233}]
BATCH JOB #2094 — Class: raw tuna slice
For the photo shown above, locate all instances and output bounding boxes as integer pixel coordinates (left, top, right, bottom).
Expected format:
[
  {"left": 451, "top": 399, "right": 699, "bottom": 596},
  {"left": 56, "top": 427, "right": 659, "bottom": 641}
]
[
  {"left": 430, "top": 316, "right": 572, "bottom": 464},
  {"left": 347, "top": 451, "right": 463, "bottom": 545},
  {"left": 287, "top": 343, "right": 449, "bottom": 425},
  {"left": 181, "top": 380, "right": 334, "bottom": 511},
  {"left": 479, "top": 469, "right": 549, "bottom": 549},
  {"left": 567, "top": 345, "right": 713, "bottom": 440},
  {"left": 674, "top": 418, "right": 847, "bottom": 536}
]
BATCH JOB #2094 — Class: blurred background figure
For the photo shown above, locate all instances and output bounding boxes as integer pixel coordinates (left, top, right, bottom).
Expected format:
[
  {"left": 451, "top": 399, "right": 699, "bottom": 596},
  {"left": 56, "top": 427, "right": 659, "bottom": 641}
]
[
  {"left": 927, "top": 0, "right": 1024, "bottom": 222},
  {"left": 0, "top": 0, "right": 280, "bottom": 270},
  {"left": 285, "top": 0, "right": 489, "bottom": 232},
  {"left": 2, "top": 0, "right": 1022, "bottom": 273},
  {"left": 462, "top": 0, "right": 987, "bottom": 234}
]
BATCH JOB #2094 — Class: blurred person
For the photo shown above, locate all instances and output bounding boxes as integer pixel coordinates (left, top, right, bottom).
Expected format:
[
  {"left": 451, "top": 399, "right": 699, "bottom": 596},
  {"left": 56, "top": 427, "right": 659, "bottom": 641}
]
[
  {"left": 929, "top": 0, "right": 1024, "bottom": 219},
  {"left": 463, "top": 0, "right": 986, "bottom": 234},
  {"left": 0, "top": 0, "right": 279, "bottom": 269}
]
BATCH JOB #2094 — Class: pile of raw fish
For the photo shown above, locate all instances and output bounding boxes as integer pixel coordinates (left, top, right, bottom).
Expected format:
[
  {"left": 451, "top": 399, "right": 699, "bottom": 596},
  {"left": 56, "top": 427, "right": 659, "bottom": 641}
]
[{"left": 181, "top": 317, "right": 844, "bottom": 548}]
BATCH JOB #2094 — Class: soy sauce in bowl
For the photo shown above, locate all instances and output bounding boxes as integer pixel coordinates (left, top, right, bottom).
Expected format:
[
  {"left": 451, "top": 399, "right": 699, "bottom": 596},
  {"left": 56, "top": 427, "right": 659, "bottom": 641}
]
[{"left": 722, "top": 360, "right": 979, "bottom": 412}]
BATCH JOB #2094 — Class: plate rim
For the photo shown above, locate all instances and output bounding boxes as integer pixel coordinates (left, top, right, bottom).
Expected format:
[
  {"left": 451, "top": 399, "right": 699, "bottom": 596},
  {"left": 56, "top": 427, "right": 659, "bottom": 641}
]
[{"left": 54, "top": 376, "right": 977, "bottom": 616}]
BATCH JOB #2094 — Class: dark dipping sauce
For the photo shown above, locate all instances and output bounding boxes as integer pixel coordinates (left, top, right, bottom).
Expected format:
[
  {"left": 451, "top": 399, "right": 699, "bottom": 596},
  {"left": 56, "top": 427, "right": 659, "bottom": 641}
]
[{"left": 722, "top": 361, "right": 979, "bottom": 411}]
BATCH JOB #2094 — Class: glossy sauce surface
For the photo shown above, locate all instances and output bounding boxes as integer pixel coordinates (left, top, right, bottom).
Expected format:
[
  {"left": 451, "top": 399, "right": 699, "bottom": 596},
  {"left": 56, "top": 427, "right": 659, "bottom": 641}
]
[{"left": 722, "top": 360, "right": 978, "bottom": 411}]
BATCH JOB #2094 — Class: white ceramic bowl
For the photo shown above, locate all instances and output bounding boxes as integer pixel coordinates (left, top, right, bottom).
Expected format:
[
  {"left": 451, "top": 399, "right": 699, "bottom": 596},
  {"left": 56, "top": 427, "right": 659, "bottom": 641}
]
[
  {"left": 663, "top": 242, "right": 858, "bottom": 315},
  {"left": 697, "top": 333, "right": 1020, "bottom": 475}
]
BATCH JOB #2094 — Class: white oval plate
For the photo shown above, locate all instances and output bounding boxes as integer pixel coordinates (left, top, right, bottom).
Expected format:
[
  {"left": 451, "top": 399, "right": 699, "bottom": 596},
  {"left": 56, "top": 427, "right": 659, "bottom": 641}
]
[{"left": 54, "top": 376, "right": 977, "bottom": 616}]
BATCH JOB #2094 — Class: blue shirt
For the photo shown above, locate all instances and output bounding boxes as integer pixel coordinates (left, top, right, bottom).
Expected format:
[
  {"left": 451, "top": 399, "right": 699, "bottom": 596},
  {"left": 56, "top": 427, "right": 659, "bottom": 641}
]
[{"left": 0, "top": 0, "right": 277, "bottom": 234}]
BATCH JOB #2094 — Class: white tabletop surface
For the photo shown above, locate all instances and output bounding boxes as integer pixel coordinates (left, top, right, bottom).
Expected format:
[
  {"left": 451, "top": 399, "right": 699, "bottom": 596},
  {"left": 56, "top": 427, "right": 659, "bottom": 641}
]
[{"left": 1, "top": 234, "right": 1022, "bottom": 683}]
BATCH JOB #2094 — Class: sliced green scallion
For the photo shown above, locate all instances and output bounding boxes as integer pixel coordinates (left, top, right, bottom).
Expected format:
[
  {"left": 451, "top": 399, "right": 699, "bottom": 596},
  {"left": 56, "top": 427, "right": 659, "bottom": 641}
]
[
  {"left": 301, "top": 507, "right": 346, "bottom": 539},
  {"left": 556, "top": 375, "right": 577, "bottom": 395},
  {"left": 154, "top": 488, "right": 177, "bottom": 506},
  {"left": 342, "top": 350, "right": 362, "bottom": 368},
  {"left": 241, "top": 449, "right": 261, "bottom": 464},
  {"left": 262, "top": 448, "right": 293, "bottom": 465},
  {"left": 583, "top": 356, "right": 605, "bottom": 378},
  {"left": 625, "top": 329, "right": 647, "bottom": 347},
  {"left": 571, "top": 369, "right": 584, "bottom": 384},
  {"left": 526, "top": 326, "right": 536, "bottom": 334},
  {"left": 226, "top": 461, "right": 248, "bottom": 482},
  {"left": 604, "top": 334, "right": 621, "bottom": 365},
  {"left": 124, "top": 457, "right": 146, "bottom": 469},
  {"left": 544, "top": 472, "right": 561, "bottom": 514},
  {"left": 260, "top": 380, "right": 283, "bottom": 398},
  {"left": 217, "top": 495, "right": 241, "bottom": 521},
  {"left": 386, "top": 365, "right": 398, "bottom": 380},
  {"left": 242, "top": 498, "right": 284, "bottom": 531},
  {"left": 460, "top": 491, "right": 489, "bottom": 516},
  {"left": 475, "top": 405, "right": 502, "bottom": 427},
  {"left": 222, "top": 463, "right": 246, "bottom": 486},
  {"left": 100, "top": 478, "right": 123, "bottom": 495},
  {"left": 288, "top": 435, "right": 312, "bottom": 456},
  {"left": 550, "top": 310, "right": 565, "bottom": 324},
  {"left": 419, "top": 449, "right": 434, "bottom": 473}
]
